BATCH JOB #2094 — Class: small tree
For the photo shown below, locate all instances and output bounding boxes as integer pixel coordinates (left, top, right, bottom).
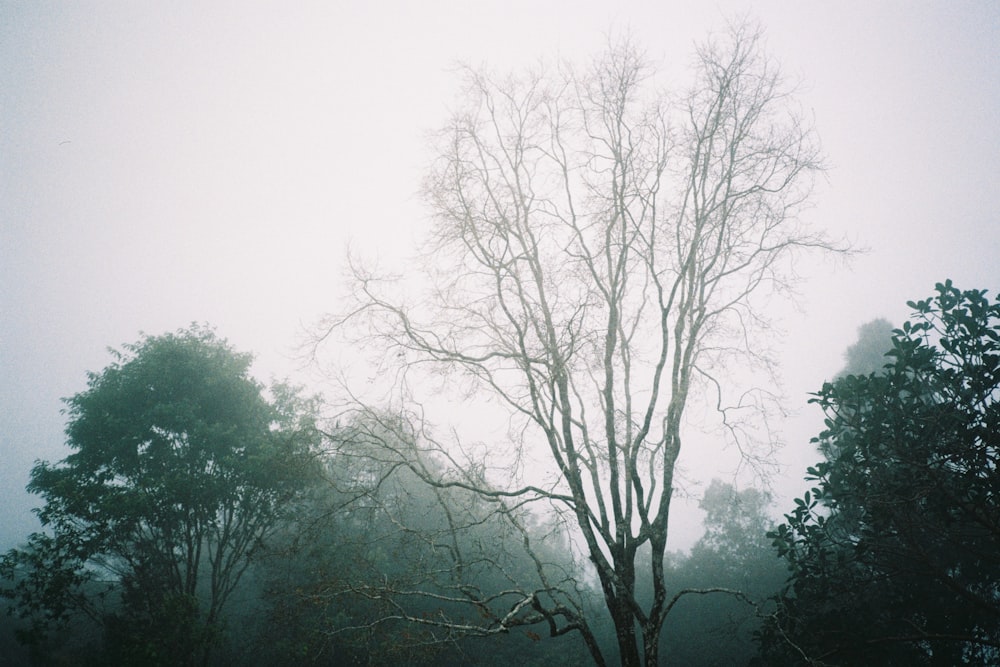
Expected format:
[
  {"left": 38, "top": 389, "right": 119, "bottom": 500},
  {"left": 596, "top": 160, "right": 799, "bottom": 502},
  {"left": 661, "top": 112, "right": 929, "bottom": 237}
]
[
  {"left": 835, "top": 318, "right": 895, "bottom": 380},
  {"left": 659, "top": 480, "right": 784, "bottom": 666},
  {"left": 1, "top": 326, "right": 321, "bottom": 666},
  {"left": 318, "top": 21, "right": 845, "bottom": 666},
  {"left": 761, "top": 282, "right": 1000, "bottom": 665}
]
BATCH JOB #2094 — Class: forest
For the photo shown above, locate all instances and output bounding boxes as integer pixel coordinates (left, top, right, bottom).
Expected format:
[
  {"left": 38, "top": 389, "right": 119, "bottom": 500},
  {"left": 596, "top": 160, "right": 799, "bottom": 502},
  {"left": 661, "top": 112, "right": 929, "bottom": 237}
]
[
  {"left": 3, "top": 20, "right": 999, "bottom": 667},
  {"left": 3, "top": 285, "right": 997, "bottom": 666}
]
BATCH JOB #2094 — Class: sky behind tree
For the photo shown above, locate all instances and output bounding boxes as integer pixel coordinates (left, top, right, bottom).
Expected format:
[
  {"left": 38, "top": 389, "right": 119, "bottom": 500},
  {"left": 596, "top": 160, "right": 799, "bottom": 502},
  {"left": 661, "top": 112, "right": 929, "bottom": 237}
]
[{"left": 2, "top": 0, "right": 998, "bottom": 551}]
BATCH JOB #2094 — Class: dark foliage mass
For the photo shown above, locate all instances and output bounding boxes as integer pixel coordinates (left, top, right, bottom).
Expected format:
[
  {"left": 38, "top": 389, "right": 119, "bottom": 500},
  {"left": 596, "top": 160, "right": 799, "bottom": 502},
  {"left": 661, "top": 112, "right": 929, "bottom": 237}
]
[
  {"left": 0, "top": 326, "right": 321, "bottom": 666},
  {"left": 760, "top": 281, "right": 1000, "bottom": 665}
]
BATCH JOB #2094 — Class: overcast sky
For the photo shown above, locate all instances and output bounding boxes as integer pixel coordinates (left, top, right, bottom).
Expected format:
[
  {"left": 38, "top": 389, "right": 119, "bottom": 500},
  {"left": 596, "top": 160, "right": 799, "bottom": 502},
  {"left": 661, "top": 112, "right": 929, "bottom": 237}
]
[{"left": 2, "top": 1, "right": 998, "bottom": 551}]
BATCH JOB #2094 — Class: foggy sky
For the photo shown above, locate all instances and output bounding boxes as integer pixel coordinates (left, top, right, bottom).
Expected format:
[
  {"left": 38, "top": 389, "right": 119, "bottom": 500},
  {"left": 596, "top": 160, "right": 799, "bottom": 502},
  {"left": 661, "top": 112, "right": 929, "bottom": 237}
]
[{"left": 2, "top": 1, "right": 999, "bottom": 551}]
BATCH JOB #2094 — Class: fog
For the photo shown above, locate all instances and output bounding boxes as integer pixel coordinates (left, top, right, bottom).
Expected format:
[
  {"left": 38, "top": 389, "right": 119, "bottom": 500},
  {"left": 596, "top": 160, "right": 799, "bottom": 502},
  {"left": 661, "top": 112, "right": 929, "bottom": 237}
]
[{"left": 2, "top": 0, "right": 999, "bottom": 555}]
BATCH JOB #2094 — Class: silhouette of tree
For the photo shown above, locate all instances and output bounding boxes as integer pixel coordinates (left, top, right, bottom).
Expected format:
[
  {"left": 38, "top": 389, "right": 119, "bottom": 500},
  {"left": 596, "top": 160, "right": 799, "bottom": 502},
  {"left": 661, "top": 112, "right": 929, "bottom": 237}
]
[
  {"left": 761, "top": 282, "right": 1000, "bottom": 665},
  {"left": 1, "top": 326, "right": 321, "bottom": 666}
]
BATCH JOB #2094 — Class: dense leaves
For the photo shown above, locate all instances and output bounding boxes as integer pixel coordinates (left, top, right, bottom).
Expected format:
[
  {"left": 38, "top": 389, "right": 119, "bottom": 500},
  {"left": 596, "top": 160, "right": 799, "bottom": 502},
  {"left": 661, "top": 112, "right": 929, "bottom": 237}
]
[
  {"left": 760, "top": 282, "right": 1000, "bottom": 665},
  {"left": 0, "top": 326, "right": 321, "bottom": 666}
]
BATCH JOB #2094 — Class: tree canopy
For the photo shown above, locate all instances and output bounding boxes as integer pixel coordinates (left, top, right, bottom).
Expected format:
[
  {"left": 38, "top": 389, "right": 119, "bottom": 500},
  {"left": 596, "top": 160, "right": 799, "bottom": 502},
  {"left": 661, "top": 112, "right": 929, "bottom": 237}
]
[
  {"left": 760, "top": 282, "right": 1000, "bottom": 665},
  {"left": 1, "top": 326, "right": 321, "bottom": 666}
]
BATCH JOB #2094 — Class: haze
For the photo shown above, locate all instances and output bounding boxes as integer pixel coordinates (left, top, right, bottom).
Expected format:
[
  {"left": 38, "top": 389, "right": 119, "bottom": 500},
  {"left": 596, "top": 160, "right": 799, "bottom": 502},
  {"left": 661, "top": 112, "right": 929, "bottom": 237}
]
[{"left": 2, "top": 1, "right": 999, "bottom": 553}]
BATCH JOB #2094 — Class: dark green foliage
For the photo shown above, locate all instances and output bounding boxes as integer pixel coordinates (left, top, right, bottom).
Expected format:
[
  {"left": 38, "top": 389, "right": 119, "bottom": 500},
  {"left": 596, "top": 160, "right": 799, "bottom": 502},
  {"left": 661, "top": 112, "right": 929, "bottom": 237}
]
[
  {"left": 760, "top": 282, "right": 1000, "bottom": 665},
  {"left": 0, "top": 612, "right": 31, "bottom": 666},
  {"left": 0, "top": 326, "right": 321, "bottom": 666}
]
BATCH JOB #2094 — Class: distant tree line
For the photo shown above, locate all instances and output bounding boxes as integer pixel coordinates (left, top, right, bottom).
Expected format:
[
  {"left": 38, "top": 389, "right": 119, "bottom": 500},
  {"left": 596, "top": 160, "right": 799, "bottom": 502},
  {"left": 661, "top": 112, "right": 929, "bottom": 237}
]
[
  {"left": 4, "top": 280, "right": 1000, "bottom": 665},
  {"left": 4, "top": 280, "right": 999, "bottom": 665},
  {"left": 0, "top": 326, "right": 778, "bottom": 666}
]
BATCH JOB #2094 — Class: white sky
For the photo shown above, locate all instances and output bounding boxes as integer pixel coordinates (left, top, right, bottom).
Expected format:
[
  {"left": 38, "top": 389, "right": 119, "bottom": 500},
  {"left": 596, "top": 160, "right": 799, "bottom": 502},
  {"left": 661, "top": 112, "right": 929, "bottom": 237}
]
[{"left": 2, "top": 1, "right": 999, "bottom": 551}]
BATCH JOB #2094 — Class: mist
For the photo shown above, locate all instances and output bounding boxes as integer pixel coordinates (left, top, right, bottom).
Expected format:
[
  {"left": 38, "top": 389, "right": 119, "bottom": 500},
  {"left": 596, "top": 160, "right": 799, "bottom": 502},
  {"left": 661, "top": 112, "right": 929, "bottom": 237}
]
[{"left": 2, "top": 2, "right": 998, "bottom": 665}]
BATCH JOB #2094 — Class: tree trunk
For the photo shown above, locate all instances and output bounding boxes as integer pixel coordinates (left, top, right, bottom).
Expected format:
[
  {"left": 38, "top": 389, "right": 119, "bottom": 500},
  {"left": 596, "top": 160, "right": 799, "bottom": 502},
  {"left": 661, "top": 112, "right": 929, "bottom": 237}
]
[{"left": 611, "top": 604, "right": 642, "bottom": 667}]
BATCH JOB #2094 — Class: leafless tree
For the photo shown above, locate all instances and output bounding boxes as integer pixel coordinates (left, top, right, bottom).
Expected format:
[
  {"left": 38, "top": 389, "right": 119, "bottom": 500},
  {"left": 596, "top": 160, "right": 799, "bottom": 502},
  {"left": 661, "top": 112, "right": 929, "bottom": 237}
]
[{"left": 315, "top": 21, "right": 847, "bottom": 666}]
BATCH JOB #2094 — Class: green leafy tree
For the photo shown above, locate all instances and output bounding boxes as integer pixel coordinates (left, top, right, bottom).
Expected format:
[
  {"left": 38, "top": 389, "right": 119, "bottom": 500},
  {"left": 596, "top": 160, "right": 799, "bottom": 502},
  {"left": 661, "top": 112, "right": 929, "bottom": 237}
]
[
  {"left": 760, "top": 282, "right": 1000, "bottom": 665},
  {"left": 688, "top": 480, "right": 775, "bottom": 580},
  {"left": 1, "top": 326, "right": 321, "bottom": 666},
  {"left": 656, "top": 480, "right": 784, "bottom": 666},
  {"left": 814, "top": 317, "right": 896, "bottom": 463}
]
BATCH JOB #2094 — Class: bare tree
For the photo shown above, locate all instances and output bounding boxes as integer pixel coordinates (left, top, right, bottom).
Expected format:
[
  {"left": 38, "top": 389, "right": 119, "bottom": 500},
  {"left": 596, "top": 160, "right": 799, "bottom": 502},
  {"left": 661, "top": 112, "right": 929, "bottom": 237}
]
[{"left": 316, "top": 22, "right": 846, "bottom": 667}]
